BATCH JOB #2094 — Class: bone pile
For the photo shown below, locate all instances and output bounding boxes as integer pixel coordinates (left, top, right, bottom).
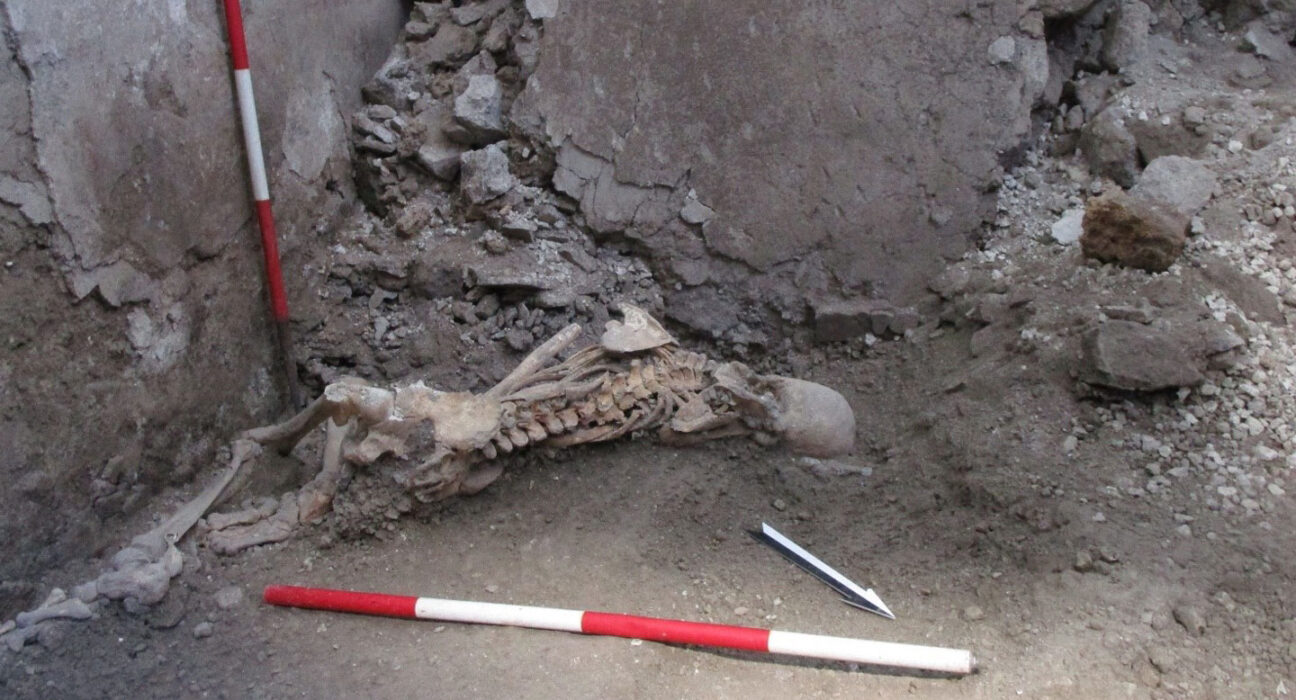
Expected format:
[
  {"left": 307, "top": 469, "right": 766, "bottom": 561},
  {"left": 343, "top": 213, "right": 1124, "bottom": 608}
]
[{"left": 204, "top": 304, "right": 856, "bottom": 553}]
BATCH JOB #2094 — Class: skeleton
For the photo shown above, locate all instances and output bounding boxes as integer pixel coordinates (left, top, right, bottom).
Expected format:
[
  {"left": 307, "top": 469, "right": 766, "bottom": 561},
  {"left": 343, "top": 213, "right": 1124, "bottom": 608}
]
[{"left": 203, "top": 304, "right": 856, "bottom": 552}]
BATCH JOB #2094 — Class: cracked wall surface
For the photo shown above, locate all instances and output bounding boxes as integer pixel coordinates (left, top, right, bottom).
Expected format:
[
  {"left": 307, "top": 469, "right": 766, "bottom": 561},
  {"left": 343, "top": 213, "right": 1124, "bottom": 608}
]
[
  {"left": 0, "top": 0, "right": 404, "bottom": 604},
  {"left": 513, "top": 0, "right": 1047, "bottom": 330}
]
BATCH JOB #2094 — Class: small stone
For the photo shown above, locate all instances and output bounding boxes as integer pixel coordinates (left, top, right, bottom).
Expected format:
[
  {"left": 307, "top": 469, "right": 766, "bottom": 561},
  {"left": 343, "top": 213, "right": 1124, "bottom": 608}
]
[
  {"left": 1172, "top": 603, "right": 1206, "bottom": 636},
  {"left": 1092, "top": 512, "right": 1107, "bottom": 523},
  {"left": 1254, "top": 445, "right": 1280, "bottom": 462},
  {"left": 963, "top": 605, "right": 986, "bottom": 621},
  {"left": 482, "top": 229, "right": 510, "bottom": 254},
  {"left": 1062, "top": 435, "right": 1079, "bottom": 453},
  {"left": 772, "top": 498, "right": 787, "bottom": 511},
  {"left": 988, "top": 36, "right": 1016, "bottom": 64},
  {"left": 525, "top": 0, "right": 559, "bottom": 20},
  {"left": 415, "top": 137, "right": 465, "bottom": 182},
  {"left": 485, "top": 584, "right": 500, "bottom": 594},
  {"left": 1074, "top": 550, "right": 1095, "bottom": 572},
  {"left": 679, "top": 197, "right": 715, "bottom": 225},
  {"left": 1241, "top": 21, "right": 1293, "bottom": 61},
  {"left": 193, "top": 621, "right": 214, "bottom": 639},
  {"left": 1175, "top": 524, "right": 1192, "bottom": 537},
  {"left": 811, "top": 299, "right": 895, "bottom": 343},
  {"left": 1182, "top": 106, "right": 1206, "bottom": 127},
  {"left": 0, "top": 176, "right": 54, "bottom": 225},
  {"left": 504, "top": 329, "right": 535, "bottom": 351},
  {"left": 1079, "top": 109, "right": 1140, "bottom": 188},
  {"left": 733, "top": 606, "right": 749, "bottom": 616},
  {"left": 410, "top": 22, "right": 480, "bottom": 68},
  {"left": 214, "top": 586, "right": 244, "bottom": 610},
  {"left": 459, "top": 144, "right": 517, "bottom": 204},
  {"left": 1268, "top": 483, "right": 1285, "bottom": 497},
  {"left": 1050, "top": 208, "right": 1085, "bottom": 244},
  {"left": 452, "top": 75, "right": 506, "bottom": 145}
]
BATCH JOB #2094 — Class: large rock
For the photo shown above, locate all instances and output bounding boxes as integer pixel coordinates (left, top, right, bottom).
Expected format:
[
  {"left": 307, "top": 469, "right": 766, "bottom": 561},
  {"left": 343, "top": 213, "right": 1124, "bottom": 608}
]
[
  {"left": 1079, "top": 109, "right": 1140, "bottom": 188},
  {"left": 1102, "top": 1, "right": 1153, "bottom": 72},
  {"left": 459, "top": 145, "right": 516, "bottom": 204},
  {"left": 1081, "top": 321, "right": 1205, "bottom": 391},
  {"left": 1131, "top": 156, "right": 1218, "bottom": 221},
  {"left": 452, "top": 74, "right": 507, "bottom": 145},
  {"left": 513, "top": 1, "right": 1044, "bottom": 310},
  {"left": 1081, "top": 190, "right": 1186, "bottom": 272}
]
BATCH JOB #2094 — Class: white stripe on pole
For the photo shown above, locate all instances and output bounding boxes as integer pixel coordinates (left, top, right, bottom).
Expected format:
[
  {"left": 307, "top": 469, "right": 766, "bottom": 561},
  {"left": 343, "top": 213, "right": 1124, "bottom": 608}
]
[
  {"left": 414, "top": 597, "right": 585, "bottom": 632},
  {"left": 767, "top": 630, "right": 976, "bottom": 674},
  {"left": 233, "top": 68, "right": 270, "bottom": 201}
]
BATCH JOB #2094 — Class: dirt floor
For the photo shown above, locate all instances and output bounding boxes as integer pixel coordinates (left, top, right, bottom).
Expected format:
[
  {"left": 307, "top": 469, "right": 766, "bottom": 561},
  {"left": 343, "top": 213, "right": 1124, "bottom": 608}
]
[
  {"left": 1, "top": 321, "right": 1292, "bottom": 698},
  {"left": 4, "top": 3, "right": 1296, "bottom": 699}
]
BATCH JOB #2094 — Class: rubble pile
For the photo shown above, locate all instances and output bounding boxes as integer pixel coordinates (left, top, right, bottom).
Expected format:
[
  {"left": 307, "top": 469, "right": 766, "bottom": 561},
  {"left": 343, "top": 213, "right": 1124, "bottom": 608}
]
[
  {"left": 290, "top": 0, "right": 686, "bottom": 393},
  {"left": 938, "top": 8, "right": 1296, "bottom": 529}
]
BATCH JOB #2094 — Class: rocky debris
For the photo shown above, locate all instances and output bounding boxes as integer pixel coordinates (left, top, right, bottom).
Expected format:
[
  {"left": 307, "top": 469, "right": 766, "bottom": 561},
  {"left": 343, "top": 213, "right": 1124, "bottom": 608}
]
[
  {"left": 452, "top": 74, "right": 506, "bottom": 145},
  {"left": 811, "top": 299, "right": 917, "bottom": 343},
  {"left": 1130, "top": 156, "right": 1218, "bottom": 222},
  {"left": 1039, "top": 0, "right": 1098, "bottom": 18},
  {"left": 1081, "top": 190, "right": 1186, "bottom": 272},
  {"left": 459, "top": 144, "right": 516, "bottom": 204},
  {"left": 415, "top": 129, "right": 466, "bottom": 181},
  {"left": 1173, "top": 602, "right": 1208, "bottom": 637},
  {"left": 1079, "top": 109, "right": 1140, "bottom": 187},
  {"left": 679, "top": 196, "right": 715, "bottom": 225},
  {"left": 988, "top": 36, "right": 1017, "bottom": 65},
  {"left": 411, "top": 21, "right": 480, "bottom": 69},
  {"left": 524, "top": 0, "right": 559, "bottom": 21},
  {"left": 1101, "top": 1, "right": 1152, "bottom": 72},
  {"left": 1080, "top": 321, "right": 1206, "bottom": 392},
  {"left": 1240, "top": 20, "right": 1294, "bottom": 62},
  {"left": 0, "top": 176, "right": 54, "bottom": 226},
  {"left": 1051, "top": 207, "right": 1086, "bottom": 244}
]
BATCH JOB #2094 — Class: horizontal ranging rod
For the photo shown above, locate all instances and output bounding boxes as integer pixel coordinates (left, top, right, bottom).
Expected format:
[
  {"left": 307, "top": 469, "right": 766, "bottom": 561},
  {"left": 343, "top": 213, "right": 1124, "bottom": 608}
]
[{"left": 263, "top": 585, "right": 976, "bottom": 675}]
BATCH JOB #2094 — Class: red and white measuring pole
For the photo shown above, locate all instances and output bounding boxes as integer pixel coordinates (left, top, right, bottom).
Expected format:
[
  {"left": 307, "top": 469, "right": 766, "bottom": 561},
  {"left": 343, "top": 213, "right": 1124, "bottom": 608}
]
[
  {"left": 264, "top": 585, "right": 977, "bottom": 675},
  {"left": 221, "top": 0, "right": 302, "bottom": 407}
]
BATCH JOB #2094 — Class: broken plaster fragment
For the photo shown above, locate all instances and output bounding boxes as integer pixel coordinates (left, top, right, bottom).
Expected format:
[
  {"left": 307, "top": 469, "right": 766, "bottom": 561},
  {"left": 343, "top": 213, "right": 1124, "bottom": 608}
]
[{"left": 680, "top": 197, "right": 715, "bottom": 225}]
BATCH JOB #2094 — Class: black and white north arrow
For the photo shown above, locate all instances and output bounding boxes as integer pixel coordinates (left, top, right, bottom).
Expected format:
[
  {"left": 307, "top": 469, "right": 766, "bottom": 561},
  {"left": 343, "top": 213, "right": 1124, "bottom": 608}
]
[{"left": 753, "top": 522, "right": 895, "bottom": 620}]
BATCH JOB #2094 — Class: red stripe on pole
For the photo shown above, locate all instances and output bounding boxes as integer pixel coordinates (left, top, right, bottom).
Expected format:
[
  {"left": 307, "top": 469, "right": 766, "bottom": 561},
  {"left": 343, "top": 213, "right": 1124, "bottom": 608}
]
[
  {"left": 255, "top": 199, "right": 289, "bottom": 322},
  {"left": 264, "top": 585, "right": 419, "bottom": 619},
  {"left": 221, "top": 0, "right": 251, "bottom": 70},
  {"left": 581, "top": 611, "right": 771, "bottom": 652}
]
